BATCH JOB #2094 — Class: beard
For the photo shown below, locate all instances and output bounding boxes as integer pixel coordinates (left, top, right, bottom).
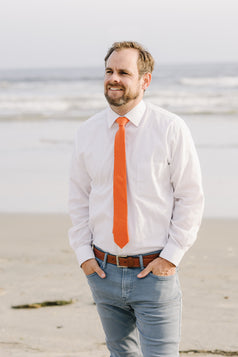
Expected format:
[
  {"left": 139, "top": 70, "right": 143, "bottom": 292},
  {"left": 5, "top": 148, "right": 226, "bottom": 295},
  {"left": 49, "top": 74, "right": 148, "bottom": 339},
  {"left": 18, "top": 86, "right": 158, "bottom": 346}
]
[{"left": 104, "top": 85, "right": 140, "bottom": 107}]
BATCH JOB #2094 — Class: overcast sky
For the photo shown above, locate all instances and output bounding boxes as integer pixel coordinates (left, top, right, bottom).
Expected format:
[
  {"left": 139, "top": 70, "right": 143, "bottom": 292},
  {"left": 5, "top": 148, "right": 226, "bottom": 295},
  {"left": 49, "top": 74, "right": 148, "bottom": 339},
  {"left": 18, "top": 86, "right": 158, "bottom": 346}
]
[{"left": 0, "top": 0, "right": 237, "bottom": 69}]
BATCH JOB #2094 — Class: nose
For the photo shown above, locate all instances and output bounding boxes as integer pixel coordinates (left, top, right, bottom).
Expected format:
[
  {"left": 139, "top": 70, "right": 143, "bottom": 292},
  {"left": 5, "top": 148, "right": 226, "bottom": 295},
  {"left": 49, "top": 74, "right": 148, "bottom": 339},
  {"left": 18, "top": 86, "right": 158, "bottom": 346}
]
[{"left": 109, "top": 72, "right": 120, "bottom": 83}]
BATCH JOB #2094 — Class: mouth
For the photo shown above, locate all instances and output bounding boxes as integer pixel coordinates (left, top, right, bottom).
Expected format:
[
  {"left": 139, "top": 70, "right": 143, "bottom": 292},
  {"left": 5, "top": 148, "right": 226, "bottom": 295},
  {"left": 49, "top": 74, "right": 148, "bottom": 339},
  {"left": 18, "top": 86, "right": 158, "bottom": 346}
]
[{"left": 107, "top": 85, "right": 124, "bottom": 92}]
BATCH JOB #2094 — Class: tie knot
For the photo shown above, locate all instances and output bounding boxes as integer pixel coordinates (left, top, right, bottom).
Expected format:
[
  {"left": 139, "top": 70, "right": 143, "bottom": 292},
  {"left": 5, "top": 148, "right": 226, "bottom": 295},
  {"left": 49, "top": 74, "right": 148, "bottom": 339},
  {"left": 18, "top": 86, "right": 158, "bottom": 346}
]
[{"left": 116, "top": 117, "right": 129, "bottom": 127}]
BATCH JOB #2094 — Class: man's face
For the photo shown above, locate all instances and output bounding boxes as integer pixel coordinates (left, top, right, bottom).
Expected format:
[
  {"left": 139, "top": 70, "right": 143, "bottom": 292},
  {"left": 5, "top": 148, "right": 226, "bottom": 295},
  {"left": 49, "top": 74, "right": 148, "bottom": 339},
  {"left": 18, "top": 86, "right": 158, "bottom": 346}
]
[{"left": 104, "top": 48, "right": 146, "bottom": 111}]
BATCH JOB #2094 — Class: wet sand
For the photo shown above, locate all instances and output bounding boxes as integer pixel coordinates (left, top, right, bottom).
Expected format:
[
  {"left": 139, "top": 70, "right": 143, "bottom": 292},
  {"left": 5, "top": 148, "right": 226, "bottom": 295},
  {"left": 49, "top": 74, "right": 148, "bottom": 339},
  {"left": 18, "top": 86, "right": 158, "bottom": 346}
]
[{"left": 0, "top": 214, "right": 237, "bottom": 356}]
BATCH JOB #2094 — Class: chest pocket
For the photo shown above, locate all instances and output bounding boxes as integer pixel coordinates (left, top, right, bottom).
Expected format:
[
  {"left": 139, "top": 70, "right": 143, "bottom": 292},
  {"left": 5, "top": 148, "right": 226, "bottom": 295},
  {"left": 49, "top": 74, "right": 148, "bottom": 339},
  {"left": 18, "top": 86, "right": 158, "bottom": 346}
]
[{"left": 136, "top": 161, "right": 170, "bottom": 198}]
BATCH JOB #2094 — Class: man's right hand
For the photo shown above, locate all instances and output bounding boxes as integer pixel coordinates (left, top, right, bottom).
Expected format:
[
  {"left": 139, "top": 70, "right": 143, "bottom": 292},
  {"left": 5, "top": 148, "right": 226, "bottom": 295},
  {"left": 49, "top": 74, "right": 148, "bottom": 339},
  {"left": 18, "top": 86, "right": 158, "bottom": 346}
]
[{"left": 81, "top": 258, "right": 106, "bottom": 278}]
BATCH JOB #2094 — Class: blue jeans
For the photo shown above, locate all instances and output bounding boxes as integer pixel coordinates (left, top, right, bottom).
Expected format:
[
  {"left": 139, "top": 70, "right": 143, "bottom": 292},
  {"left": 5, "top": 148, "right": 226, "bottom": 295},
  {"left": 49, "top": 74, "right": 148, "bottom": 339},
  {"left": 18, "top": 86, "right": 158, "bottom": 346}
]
[{"left": 87, "top": 249, "right": 182, "bottom": 357}]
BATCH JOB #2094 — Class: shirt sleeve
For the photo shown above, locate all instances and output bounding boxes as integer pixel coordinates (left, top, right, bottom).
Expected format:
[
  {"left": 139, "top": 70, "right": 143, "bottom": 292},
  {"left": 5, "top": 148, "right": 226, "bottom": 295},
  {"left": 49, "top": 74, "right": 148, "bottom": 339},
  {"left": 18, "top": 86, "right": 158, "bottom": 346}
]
[
  {"left": 159, "top": 117, "right": 205, "bottom": 266},
  {"left": 68, "top": 128, "right": 95, "bottom": 267}
]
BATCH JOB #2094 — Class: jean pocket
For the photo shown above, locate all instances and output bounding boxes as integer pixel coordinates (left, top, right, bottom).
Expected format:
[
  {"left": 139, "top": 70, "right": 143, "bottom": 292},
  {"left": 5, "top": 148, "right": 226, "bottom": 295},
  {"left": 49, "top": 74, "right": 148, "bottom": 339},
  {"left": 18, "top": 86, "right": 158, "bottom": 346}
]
[
  {"left": 148, "top": 272, "right": 181, "bottom": 303},
  {"left": 149, "top": 272, "right": 176, "bottom": 280},
  {"left": 86, "top": 272, "right": 98, "bottom": 278}
]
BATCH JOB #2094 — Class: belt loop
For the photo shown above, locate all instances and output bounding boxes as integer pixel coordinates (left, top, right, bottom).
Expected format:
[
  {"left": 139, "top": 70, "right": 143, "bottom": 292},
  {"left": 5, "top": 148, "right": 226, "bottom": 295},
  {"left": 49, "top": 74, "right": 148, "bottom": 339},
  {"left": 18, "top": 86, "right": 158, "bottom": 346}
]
[
  {"left": 102, "top": 252, "right": 108, "bottom": 269},
  {"left": 139, "top": 254, "right": 144, "bottom": 269}
]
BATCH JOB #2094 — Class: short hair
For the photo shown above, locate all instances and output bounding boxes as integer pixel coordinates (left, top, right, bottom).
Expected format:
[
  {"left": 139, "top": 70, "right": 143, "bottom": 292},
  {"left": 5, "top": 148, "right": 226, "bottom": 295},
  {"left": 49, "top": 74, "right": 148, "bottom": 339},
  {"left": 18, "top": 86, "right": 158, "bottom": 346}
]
[{"left": 104, "top": 41, "right": 154, "bottom": 77}]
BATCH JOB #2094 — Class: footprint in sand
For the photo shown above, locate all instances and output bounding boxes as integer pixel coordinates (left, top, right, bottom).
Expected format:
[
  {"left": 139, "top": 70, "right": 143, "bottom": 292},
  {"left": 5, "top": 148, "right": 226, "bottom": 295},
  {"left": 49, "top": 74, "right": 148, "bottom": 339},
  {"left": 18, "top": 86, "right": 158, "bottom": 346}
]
[{"left": 0, "top": 288, "right": 7, "bottom": 296}]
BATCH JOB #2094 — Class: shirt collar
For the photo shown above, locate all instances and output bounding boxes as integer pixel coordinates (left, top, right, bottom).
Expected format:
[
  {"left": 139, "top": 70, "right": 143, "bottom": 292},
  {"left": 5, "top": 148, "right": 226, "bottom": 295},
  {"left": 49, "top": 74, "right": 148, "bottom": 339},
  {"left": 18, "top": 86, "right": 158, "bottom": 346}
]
[{"left": 107, "top": 100, "right": 146, "bottom": 128}]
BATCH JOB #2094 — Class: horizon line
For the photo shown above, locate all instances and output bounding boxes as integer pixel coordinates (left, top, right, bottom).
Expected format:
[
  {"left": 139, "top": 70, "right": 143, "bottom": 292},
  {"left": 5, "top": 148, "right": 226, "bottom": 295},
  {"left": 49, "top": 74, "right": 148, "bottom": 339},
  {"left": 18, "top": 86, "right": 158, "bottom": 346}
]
[{"left": 0, "top": 60, "right": 237, "bottom": 72}]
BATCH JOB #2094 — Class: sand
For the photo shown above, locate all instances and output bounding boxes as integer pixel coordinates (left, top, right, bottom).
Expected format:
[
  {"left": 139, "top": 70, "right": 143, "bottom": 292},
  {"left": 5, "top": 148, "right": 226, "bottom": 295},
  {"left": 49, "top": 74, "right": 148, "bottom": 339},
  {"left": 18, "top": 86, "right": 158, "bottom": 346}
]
[{"left": 0, "top": 214, "right": 237, "bottom": 357}]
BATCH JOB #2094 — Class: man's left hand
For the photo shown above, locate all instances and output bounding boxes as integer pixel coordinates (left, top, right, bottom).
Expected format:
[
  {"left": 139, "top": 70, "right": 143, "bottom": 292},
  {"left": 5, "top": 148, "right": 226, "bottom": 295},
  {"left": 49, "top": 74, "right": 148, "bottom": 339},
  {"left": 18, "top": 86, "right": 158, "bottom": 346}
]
[{"left": 137, "top": 257, "right": 176, "bottom": 278}]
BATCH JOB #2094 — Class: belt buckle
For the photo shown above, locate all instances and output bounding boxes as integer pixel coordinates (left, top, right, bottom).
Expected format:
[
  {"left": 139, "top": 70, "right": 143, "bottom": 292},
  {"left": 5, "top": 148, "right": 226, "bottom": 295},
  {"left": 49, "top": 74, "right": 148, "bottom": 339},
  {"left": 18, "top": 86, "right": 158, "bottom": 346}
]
[{"left": 116, "top": 255, "right": 128, "bottom": 268}]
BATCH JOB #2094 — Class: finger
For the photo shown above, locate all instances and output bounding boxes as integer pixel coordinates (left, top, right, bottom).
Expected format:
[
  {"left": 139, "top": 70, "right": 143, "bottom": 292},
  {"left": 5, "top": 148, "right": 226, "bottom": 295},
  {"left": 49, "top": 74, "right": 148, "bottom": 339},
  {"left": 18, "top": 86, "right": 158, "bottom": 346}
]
[
  {"left": 137, "top": 265, "right": 151, "bottom": 278},
  {"left": 95, "top": 265, "right": 106, "bottom": 279}
]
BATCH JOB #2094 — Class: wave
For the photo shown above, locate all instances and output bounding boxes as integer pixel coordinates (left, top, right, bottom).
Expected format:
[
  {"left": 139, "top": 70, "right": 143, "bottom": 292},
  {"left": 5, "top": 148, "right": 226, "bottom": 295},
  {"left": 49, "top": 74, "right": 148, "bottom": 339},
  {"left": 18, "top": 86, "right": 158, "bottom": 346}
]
[
  {"left": 180, "top": 76, "right": 238, "bottom": 88},
  {"left": 147, "top": 90, "right": 238, "bottom": 115},
  {"left": 0, "top": 93, "right": 237, "bottom": 119}
]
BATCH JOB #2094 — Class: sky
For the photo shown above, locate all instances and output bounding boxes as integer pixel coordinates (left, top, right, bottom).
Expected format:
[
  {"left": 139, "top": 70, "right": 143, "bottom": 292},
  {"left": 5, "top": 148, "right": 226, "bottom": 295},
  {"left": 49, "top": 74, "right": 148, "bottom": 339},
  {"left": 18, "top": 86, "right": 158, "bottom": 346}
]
[{"left": 0, "top": 0, "right": 237, "bottom": 69}]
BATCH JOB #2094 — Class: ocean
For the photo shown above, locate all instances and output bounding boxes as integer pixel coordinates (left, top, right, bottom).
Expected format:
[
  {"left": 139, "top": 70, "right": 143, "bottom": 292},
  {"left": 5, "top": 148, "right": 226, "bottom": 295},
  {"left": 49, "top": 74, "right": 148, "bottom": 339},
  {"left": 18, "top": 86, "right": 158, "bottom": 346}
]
[
  {"left": 0, "top": 63, "right": 238, "bottom": 121},
  {"left": 0, "top": 63, "right": 238, "bottom": 217}
]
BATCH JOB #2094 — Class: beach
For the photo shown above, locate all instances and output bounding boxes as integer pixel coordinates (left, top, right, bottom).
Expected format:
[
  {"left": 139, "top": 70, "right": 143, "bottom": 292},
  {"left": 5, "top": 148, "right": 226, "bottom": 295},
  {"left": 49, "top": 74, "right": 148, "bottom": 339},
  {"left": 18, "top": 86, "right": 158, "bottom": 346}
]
[{"left": 0, "top": 214, "right": 237, "bottom": 356}]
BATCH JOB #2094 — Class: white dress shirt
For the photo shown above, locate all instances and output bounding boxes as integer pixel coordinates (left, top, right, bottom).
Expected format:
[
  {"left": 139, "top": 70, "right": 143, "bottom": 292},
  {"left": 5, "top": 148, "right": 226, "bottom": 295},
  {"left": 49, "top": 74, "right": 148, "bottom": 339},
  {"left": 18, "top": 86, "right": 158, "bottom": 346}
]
[{"left": 68, "top": 100, "right": 204, "bottom": 267}]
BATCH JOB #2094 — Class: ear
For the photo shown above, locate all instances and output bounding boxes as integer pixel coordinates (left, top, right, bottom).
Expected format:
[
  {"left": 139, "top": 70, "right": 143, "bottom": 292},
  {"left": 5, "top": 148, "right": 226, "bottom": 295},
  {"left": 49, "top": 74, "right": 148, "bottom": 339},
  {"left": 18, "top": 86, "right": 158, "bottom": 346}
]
[{"left": 142, "top": 72, "right": 152, "bottom": 91}]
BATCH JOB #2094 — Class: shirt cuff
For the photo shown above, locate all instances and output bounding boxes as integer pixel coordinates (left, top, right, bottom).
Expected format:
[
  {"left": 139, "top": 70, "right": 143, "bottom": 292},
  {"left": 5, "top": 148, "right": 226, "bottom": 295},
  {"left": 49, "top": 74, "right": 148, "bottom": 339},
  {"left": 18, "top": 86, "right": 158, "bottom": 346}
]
[
  {"left": 74, "top": 245, "right": 95, "bottom": 267},
  {"left": 159, "top": 238, "right": 186, "bottom": 267}
]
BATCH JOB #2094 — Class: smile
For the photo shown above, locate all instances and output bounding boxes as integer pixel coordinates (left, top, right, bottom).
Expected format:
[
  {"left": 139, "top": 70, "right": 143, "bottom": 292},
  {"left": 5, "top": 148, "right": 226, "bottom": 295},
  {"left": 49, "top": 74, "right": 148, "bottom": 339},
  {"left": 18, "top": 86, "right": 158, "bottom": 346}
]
[{"left": 108, "top": 87, "right": 123, "bottom": 91}]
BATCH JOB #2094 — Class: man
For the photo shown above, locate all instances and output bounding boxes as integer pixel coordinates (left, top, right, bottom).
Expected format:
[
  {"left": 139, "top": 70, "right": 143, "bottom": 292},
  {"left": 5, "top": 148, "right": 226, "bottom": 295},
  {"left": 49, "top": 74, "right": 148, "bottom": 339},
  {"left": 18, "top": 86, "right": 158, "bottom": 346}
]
[{"left": 68, "top": 41, "right": 204, "bottom": 357}]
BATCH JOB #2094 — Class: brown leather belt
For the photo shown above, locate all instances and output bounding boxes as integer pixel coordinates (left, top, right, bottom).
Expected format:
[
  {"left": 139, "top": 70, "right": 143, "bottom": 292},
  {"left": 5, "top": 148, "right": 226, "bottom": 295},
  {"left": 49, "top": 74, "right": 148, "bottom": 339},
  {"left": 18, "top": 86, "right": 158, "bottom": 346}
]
[{"left": 93, "top": 246, "right": 160, "bottom": 268}]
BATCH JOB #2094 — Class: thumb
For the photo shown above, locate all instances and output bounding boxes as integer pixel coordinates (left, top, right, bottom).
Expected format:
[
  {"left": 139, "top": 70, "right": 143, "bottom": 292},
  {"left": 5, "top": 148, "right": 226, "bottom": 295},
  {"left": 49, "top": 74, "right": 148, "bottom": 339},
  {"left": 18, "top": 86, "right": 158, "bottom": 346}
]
[
  {"left": 137, "top": 265, "right": 151, "bottom": 279},
  {"left": 95, "top": 265, "right": 106, "bottom": 279}
]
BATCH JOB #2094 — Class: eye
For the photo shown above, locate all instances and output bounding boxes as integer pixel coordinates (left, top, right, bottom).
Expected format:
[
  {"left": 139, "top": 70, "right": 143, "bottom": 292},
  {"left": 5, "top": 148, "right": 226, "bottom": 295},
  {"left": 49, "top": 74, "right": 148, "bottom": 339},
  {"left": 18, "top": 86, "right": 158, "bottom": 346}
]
[{"left": 105, "top": 69, "right": 112, "bottom": 74}]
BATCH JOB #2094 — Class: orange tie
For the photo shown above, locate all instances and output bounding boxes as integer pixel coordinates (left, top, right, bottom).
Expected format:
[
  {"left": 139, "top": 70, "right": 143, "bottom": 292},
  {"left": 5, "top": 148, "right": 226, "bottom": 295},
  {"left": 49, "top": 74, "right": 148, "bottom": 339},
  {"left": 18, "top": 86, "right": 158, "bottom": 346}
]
[{"left": 113, "top": 117, "right": 129, "bottom": 248}]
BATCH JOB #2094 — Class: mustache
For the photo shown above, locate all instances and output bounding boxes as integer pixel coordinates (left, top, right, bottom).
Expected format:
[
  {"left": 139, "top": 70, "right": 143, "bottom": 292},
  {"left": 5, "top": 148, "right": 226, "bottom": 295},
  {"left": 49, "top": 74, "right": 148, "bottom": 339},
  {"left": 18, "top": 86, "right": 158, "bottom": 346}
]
[{"left": 106, "top": 84, "right": 125, "bottom": 90}]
